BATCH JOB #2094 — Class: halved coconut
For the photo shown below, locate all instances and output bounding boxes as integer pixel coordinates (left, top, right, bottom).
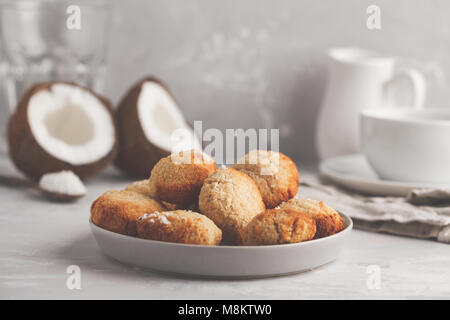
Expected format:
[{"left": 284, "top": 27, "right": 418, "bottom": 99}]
[
  {"left": 115, "top": 77, "right": 201, "bottom": 178},
  {"left": 8, "top": 82, "right": 117, "bottom": 180}
]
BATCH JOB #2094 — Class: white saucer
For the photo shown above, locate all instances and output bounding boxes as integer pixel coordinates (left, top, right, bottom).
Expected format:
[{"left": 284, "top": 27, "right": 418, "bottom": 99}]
[
  {"left": 90, "top": 213, "right": 352, "bottom": 279},
  {"left": 319, "top": 154, "right": 450, "bottom": 197}
]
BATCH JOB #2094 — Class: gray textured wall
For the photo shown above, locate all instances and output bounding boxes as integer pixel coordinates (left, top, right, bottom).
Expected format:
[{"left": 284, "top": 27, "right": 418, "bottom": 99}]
[
  {"left": 105, "top": 0, "right": 450, "bottom": 162},
  {"left": 3, "top": 0, "right": 449, "bottom": 161}
]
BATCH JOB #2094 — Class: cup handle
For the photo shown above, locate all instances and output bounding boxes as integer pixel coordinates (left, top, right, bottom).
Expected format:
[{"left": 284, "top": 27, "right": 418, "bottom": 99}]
[{"left": 386, "top": 68, "right": 427, "bottom": 110}]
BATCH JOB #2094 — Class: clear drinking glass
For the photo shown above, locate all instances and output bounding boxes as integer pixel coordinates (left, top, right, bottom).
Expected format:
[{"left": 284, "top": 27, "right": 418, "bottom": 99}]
[{"left": 0, "top": 0, "right": 111, "bottom": 153}]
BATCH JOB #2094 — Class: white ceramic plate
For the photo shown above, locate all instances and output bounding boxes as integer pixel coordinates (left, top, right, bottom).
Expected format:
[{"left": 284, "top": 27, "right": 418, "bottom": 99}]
[
  {"left": 320, "top": 154, "right": 450, "bottom": 197},
  {"left": 90, "top": 213, "right": 352, "bottom": 279}
]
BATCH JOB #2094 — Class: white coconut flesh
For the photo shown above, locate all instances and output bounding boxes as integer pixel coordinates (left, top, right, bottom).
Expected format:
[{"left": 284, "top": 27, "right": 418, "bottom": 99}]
[
  {"left": 39, "top": 170, "right": 86, "bottom": 196},
  {"left": 137, "top": 81, "right": 201, "bottom": 152},
  {"left": 27, "top": 84, "right": 115, "bottom": 166}
]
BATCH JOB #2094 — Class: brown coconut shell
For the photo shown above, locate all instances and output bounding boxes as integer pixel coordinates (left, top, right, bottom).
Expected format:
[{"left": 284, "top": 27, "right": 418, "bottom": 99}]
[
  {"left": 115, "top": 76, "right": 180, "bottom": 178},
  {"left": 8, "top": 82, "right": 118, "bottom": 180}
]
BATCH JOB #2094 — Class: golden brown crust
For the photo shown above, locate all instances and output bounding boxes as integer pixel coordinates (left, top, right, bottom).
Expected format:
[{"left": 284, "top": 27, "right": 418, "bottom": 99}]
[
  {"left": 125, "top": 179, "right": 156, "bottom": 197},
  {"left": 149, "top": 150, "right": 217, "bottom": 205},
  {"left": 279, "top": 198, "right": 344, "bottom": 239},
  {"left": 198, "top": 168, "right": 265, "bottom": 244},
  {"left": 90, "top": 190, "right": 167, "bottom": 236},
  {"left": 125, "top": 179, "right": 179, "bottom": 210},
  {"left": 242, "top": 208, "right": 316, "bottom": 246},
  {"left": 136, "top": 210, "right": 222, "bottom": 245},
  {"left": 8, "top": 82, "right": 117, "bottom": 180},
  {"left": 233, "top": 150, "right": 299, "bottom": 208}
]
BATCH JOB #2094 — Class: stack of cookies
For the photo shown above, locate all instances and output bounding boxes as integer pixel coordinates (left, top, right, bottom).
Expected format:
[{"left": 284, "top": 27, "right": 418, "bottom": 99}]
[{"left": 91, "top": 149, "right": 344, "bottom": 246}]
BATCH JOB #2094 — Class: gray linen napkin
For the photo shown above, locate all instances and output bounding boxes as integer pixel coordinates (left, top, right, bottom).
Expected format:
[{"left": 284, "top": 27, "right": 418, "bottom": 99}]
[{"left": 299, "top": 175, "right": 450, "bottom": 243}]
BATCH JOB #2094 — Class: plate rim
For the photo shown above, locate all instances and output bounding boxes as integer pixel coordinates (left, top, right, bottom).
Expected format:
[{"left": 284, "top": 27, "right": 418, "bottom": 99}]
[
  {"left": 320, "top": 154, "right": 450, "bottom": 189},
  {"left": 89, "top": 212, "right": 353, "bottom": 250}
]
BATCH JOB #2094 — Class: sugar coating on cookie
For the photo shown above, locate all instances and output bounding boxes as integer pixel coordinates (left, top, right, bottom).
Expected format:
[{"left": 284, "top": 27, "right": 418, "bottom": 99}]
[
  {"left": 279, "top": 198, "right": 344, "bottom": 239},
  {"left": 90, "top": 190, "right": 167, "bottom": 236},
  {"left": 136, "top": 210, "right": 222, "bottom": 245},
  {"left": 139, "top": 211, "right": 171, "bottom": 224},
  {"left": 149, "top": 149, "right": 217, "bottom": 205},
  {"left": 242, "top": 208, "right": 316, "bottom": 246},
  {"left": 198, "top": 168, "right": 265, "bottom": 244},
  {"left": 233, "top": 150, "right": 299, "bottom": 209}
]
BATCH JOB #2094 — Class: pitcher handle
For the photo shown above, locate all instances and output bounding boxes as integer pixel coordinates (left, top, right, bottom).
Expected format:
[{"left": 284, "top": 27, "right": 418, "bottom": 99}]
[{"left": 388, "top": 68, "right": 427, "bottom": 110}]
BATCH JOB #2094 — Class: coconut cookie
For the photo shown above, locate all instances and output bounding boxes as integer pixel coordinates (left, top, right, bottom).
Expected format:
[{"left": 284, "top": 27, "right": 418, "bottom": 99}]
[
  {"left": 199, "top": 168, "right": 265, "bottom": 244},
  {"left": 233, "top": 150, "right": 299, "bottom": 209},
  {"left": 136, "top": 210, "right": 222, "bottom": 245},
  {"left": 125, "top": 179, "right": 156, "bottom": 197},
  {"left": 91, "top": 190, "right": 167, "bottom": 236},
  {"left": 279, "top": 198, "right": 344, "bottom": 239},
  {"left": 125, "top": 179, "right": 179, "bottom": 210},
  {"left": 242, "top": 208, "right": 316, "bottom": 246},
  {"left": 149, "top": 149, "right": 217, "bottom": 205}
]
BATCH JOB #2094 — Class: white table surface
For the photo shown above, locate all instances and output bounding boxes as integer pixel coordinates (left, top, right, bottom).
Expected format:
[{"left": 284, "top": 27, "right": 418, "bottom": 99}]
[{"left": 1, "top": 156, "right": 449, "bottom": 300}]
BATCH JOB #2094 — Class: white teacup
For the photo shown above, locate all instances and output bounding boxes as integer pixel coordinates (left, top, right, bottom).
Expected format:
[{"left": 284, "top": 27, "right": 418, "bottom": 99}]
[{"left": 360, "top": 108, "right": 450, "bottom": 183}]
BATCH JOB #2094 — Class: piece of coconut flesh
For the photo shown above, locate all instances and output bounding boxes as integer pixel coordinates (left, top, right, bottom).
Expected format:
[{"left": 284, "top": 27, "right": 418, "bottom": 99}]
[
  {"left": 39, "top": 170, "right": 86, "bottom": 196},
  {"left": 27, "top": 84, "right": 116, "bottom": 166},
  {"left": 137, "top": 81, "right": 201, "bottom": 153}
]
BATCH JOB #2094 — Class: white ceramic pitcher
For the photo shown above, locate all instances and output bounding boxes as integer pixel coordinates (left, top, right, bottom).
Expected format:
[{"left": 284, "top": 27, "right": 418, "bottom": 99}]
[{"left": 316, "top": 47, "right": 426, "bottom": 160}]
